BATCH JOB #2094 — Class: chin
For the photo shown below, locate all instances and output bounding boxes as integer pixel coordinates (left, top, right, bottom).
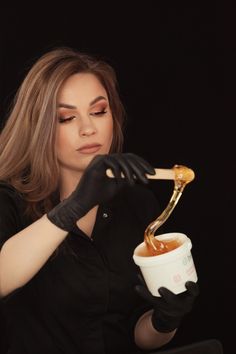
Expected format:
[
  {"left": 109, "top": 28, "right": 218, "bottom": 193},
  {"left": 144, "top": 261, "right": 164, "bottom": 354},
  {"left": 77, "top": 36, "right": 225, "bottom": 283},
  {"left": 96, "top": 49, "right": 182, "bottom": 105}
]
[{"left": 76, "top": 153, "right": 100, "bottom": 170}]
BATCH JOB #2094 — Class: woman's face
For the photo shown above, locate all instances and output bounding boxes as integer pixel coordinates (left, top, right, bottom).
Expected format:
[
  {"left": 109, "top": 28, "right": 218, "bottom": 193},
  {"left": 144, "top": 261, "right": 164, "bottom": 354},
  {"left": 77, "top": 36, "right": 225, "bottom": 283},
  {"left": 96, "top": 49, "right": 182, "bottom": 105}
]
[{"left": 56, "top": 73, "right": 113, "bottom": 176}]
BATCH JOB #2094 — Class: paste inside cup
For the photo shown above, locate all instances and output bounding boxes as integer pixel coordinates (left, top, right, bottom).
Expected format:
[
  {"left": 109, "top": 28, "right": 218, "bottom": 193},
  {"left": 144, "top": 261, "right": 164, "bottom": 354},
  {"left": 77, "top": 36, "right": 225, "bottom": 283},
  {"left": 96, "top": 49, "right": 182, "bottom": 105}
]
[{"left": 137, "top": 238, "right": 182, "bottom": 257}]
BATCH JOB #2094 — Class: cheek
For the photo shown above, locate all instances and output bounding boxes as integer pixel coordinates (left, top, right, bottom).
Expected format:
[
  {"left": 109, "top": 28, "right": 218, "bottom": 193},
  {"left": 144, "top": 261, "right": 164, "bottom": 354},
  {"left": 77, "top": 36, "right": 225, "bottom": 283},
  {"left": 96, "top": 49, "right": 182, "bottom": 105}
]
[
  {"left": 55, "top": 127, "right": 74, "bottom": 156},
  {"left": 107, "top": 119, "right": 114, "bottom": 142},
  {"left": 103, "top": 118, "right": 114, "bottom": 149},
  {"left": 55, "top": 129, "right": 65, "bottom": 154}
]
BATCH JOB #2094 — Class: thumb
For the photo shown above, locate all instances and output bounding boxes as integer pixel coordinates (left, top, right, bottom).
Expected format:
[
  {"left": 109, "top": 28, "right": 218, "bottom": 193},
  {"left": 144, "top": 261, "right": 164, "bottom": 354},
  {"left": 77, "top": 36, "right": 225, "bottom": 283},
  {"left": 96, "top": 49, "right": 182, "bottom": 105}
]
[
  {"left": 185, "top": 281, "right": 200, "bottom": 297},
  {"left": 137, "top": 272, "right": 147, "bottom": 287},
  {"left": 135, "top": 284, "right": 155, "bottom": 305}
]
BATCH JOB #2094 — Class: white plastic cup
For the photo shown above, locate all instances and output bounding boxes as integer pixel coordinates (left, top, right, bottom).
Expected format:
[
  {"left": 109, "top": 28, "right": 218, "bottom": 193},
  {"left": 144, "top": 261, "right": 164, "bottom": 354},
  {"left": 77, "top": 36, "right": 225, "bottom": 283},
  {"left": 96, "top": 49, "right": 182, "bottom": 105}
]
[{"left": 133, "top": 232, "right": 198, "bottom": 296}]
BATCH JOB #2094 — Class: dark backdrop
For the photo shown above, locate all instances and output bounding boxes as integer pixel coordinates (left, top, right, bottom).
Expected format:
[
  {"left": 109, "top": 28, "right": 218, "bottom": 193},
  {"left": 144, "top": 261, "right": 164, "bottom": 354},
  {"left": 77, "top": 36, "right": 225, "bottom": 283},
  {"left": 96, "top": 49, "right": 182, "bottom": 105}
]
[{"left": 0, "top": 4, "right": 234, "bottom": 354}]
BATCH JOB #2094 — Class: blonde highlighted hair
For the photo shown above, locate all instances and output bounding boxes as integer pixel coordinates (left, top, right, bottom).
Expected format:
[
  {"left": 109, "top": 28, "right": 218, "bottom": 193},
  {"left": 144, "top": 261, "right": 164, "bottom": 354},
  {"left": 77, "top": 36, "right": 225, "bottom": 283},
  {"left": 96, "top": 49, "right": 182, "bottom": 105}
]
[{"left": 0, "top": 47, "right": 126, "bottom": 219}]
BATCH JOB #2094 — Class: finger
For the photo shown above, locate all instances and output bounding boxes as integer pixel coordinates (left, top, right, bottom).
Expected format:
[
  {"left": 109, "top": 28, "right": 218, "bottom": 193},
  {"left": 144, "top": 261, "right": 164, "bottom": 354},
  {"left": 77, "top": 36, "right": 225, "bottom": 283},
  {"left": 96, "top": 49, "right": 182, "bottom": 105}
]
[
  {"left": 129, "top": 154, "right": 156, "bottom": 175},
  {"left": 157, "top": 287, "right": 187, "bottom": 315},
  {"left": 185, "top": 281, "right": 199, "bottom": 297},
  {"left": 130, "top": 162, "right": 149, "bottom": 184},
  {"left": 158, "top": 287, "right": 177, "bottom": 302},
  {"left": 125, "top": 155, "right": 150, "bottom": 184},
  {"left": 105, "top": 156, "right": 124, "bottom": 180},
  {"left": 115, "top": 154, "right": 136, "bottom": 185},
  {"left": 135, "top": 285, "right": 155, "bottom": 305},
  {"left": 137, "top": 272, "right": 147, "bottom": 286}
]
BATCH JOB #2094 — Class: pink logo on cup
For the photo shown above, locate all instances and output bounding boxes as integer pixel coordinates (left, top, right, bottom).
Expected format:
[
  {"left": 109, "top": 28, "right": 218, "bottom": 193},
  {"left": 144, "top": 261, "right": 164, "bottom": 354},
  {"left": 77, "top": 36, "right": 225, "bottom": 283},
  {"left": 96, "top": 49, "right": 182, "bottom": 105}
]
[{"left": 173, "top": 274, "right": 182, "bottom": 283}]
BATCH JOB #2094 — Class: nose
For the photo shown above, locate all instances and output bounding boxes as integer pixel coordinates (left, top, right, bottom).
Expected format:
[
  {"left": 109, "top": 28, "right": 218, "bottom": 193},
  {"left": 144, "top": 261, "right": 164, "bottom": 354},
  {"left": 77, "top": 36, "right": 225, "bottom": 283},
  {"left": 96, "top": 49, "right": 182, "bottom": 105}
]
[{"left": 79, "top": 116, "right": 97, "bottom": 137}]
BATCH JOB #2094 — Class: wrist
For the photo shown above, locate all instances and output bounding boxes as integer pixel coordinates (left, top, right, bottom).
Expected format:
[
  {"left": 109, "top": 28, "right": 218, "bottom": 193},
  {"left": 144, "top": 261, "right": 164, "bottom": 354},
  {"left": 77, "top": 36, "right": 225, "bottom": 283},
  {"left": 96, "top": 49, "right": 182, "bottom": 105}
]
[
  {"left": 151, "top": 311, "right": 181, "bottom": 333},
  {"left": 47, "top": 199, "right": 87, "bottom": 232}
]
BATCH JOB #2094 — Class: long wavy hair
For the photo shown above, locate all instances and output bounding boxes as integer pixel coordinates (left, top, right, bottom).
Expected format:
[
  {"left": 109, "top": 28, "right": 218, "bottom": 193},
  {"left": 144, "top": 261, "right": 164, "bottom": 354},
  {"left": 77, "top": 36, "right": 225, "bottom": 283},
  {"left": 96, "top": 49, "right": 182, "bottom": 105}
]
[{"left": 0, "top": 47, "right": 126, "bottom": 222}]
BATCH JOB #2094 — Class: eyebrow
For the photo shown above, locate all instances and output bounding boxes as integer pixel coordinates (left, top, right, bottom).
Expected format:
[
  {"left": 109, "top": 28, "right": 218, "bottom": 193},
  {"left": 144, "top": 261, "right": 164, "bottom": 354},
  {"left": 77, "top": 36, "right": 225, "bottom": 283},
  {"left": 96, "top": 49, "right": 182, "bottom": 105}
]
[{"left": 58, "top": 96, "right": 107, "bottom": 110}]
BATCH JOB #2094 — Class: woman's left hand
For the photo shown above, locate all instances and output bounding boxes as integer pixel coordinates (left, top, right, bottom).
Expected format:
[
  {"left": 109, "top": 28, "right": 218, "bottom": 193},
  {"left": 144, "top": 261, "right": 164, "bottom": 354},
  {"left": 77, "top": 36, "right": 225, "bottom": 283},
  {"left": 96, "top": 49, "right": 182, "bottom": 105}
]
[{"left": 135, "top": 277, "right": 199, "bottom": 333}]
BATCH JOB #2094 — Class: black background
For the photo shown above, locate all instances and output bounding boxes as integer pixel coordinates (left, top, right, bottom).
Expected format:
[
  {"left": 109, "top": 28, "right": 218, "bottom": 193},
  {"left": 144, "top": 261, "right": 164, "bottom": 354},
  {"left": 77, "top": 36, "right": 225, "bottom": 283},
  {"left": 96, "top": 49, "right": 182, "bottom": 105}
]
[{"left": 0, "top": 3, "right": 234, "bottom": 354}]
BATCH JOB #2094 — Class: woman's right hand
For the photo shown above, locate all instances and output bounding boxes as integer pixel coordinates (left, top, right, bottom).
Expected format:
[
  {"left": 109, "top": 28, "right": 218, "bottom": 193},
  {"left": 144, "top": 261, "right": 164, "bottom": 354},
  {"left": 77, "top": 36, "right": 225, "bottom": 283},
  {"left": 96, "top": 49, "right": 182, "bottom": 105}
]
[
  {"left": 75, "top": 153, "right": 155, "bottom": 209},
  {"left": 47, "top": 153, "right": 155, "bottom": 232}
]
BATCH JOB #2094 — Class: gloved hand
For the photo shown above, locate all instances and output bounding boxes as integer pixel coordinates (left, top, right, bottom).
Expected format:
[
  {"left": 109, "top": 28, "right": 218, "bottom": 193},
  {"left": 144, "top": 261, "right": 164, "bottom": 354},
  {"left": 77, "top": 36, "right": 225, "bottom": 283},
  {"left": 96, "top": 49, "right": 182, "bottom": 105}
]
[
  {"left": 47, "top": 153, "right": 155, "bottom": 232},
  {"left": 135, "top": 275, "right": 199, "bottom": 333}
]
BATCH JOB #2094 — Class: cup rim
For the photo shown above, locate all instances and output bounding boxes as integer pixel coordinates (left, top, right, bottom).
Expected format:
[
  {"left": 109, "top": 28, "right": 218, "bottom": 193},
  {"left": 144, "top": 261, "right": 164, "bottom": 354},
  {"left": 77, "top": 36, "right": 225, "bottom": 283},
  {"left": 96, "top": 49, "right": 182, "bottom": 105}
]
[{"left": 133, "top": 232, "right": 191, "bottom": 265}]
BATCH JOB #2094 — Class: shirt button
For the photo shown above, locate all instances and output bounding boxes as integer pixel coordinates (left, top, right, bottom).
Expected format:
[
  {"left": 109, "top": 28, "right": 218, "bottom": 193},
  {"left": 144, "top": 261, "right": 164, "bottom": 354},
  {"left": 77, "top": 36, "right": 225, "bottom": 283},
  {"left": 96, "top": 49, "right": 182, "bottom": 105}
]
[{"left": 102, "top": 212, "right": 109, "bottom": 218}]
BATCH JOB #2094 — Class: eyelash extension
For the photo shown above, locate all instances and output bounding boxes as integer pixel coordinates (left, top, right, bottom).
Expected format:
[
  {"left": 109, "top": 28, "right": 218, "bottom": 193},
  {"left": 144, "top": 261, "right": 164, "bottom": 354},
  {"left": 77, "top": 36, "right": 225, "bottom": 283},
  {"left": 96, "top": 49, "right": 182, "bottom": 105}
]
[
  {"left": 58, "top": 110, "right": 107, "bottom": 123},
  {"left": 91, "top": 110, "right": 107, "bottom": 116},
  {"left": 58, "top": 116, "right": 76, "bottom": 123}
]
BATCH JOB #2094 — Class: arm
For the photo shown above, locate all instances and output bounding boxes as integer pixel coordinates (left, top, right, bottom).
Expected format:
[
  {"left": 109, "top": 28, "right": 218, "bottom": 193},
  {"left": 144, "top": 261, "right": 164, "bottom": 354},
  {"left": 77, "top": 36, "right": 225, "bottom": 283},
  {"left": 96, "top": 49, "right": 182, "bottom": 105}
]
[
  {"left": 0, "top": 215, "right": 67, "bottom": 298},
  {"left": 135, "top": 309, "right": 176, "bottom": 350},
  {"left": 0, "top": 153, "right": 155, "bottom": 299},
  {"left": 134, "top": 279, "right": 199, "bottom": 351}
]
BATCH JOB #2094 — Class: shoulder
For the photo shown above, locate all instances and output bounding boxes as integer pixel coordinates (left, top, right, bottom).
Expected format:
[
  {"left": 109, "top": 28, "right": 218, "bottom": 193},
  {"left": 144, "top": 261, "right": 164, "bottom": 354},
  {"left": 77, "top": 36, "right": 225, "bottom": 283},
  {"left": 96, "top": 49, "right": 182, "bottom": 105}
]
[
  {"left": 0, "top": 181, "right": 23, "bottom": 205},
  {"left": 0, "top": 182, "right": 28, "bottom": 248},
  {"left": 0, "top": 181, "right": 28, "bottom": 218}
]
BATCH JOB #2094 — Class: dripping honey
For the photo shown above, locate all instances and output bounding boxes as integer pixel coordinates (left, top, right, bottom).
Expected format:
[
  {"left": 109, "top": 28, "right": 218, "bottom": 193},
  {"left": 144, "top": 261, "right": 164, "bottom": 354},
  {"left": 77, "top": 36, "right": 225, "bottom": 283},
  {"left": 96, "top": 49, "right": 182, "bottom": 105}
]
[{"left": 143, "top": 165, "right": 195, "bottom": 256}]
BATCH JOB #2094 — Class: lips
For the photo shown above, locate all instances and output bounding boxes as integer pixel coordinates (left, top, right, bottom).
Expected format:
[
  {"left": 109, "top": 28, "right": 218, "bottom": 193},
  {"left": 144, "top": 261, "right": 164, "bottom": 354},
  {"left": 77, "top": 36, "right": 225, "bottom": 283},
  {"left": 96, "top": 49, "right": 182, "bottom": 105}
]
[{"left": 77, "top": 143, "right": 102, "bottom": 154}]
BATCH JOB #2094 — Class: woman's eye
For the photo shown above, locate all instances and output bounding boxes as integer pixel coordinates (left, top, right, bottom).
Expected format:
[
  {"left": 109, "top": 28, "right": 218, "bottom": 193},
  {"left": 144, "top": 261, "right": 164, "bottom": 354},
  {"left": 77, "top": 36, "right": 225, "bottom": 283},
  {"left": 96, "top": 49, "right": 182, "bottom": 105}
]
[
  {"left": 91, "top": 110, "right": 107, "bottom": 116},
  {"left": 58, "top": 116, "right": 76, "bottom": 123}
]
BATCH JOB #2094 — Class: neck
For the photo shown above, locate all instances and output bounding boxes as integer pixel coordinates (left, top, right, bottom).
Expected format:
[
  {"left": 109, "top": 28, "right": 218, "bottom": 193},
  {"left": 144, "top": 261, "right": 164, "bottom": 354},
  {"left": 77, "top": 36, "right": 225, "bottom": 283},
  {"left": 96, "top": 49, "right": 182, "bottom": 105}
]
[{"left": 59, "top": 168, "right": 83, "bottom": 201}]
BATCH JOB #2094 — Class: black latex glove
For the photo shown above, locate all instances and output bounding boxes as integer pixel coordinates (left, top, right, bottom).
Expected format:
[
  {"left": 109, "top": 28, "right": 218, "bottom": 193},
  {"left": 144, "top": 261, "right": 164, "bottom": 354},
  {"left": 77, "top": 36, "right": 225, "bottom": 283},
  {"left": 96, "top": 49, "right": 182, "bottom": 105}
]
[
  {"left": 135, "top": 275, "right": 199, "bottom": 333},
  {"left": 47, "top": 153, "right": 155, "bottom": 232}
]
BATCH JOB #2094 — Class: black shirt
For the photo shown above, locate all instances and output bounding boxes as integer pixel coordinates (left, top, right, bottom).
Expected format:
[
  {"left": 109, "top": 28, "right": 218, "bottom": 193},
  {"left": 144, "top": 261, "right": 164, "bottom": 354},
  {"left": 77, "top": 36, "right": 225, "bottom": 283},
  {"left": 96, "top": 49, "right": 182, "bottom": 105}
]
[{"left": 0, "top": 183, "right": 160, "bottom": 354}]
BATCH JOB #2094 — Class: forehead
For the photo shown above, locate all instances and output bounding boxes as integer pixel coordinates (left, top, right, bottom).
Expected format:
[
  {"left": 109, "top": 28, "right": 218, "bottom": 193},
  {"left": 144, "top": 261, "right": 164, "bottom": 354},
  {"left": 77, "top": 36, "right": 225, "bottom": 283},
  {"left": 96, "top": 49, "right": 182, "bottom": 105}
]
[{"left": 57, "top": 73, "right": 108, "bottom": 103}]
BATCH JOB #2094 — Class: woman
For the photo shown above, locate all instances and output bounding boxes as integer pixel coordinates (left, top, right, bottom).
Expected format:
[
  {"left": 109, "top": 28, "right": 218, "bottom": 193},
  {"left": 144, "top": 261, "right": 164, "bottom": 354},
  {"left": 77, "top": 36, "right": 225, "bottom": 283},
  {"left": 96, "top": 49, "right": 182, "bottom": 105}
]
[{"left": 0, "top": 47, "right": 198, "bottom": 354}]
